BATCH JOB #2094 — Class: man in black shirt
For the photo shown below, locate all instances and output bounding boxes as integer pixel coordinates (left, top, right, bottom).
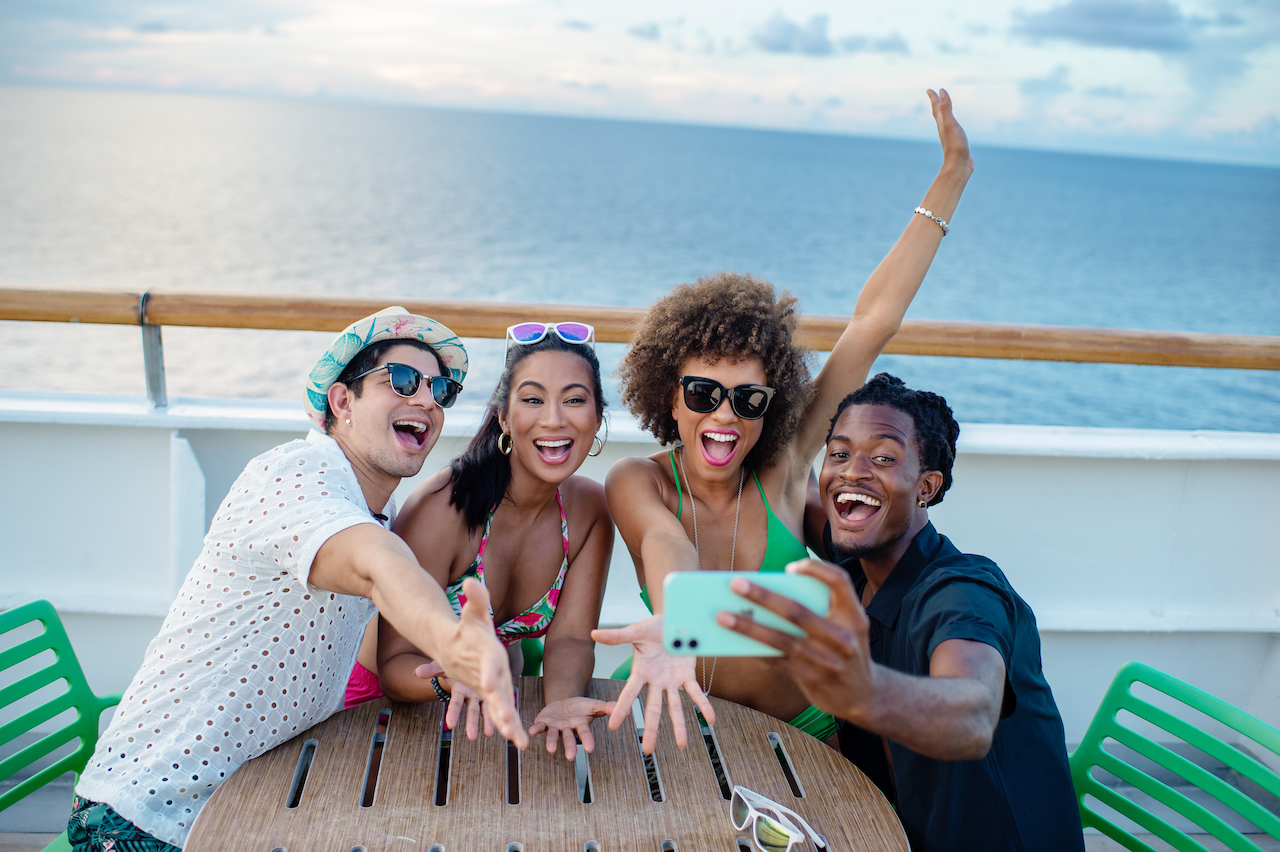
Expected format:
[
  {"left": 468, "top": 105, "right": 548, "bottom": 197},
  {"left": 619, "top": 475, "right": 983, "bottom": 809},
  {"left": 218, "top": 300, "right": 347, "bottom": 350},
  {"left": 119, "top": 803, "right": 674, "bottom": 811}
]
[{"left": 720, "top": 374, "right": 1084, "bottom": 852}]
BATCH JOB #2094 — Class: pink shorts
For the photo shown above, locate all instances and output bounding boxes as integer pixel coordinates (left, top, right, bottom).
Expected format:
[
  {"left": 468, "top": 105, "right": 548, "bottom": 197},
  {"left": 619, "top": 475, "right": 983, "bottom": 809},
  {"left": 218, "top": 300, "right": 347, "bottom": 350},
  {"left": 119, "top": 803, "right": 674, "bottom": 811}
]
[{"left": 344, "top": 660, "right": 384, "bottom": 708}]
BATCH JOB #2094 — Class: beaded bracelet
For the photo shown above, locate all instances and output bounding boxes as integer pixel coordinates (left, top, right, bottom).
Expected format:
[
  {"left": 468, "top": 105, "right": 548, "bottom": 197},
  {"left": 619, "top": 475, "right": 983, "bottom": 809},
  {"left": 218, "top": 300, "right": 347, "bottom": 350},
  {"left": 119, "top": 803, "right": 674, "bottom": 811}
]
[
  {"left": 913, "top": 206, "right": 949, "bottom": 236},
  {"left": 430, "top": 675, "right": 450, "bottom": 702}
]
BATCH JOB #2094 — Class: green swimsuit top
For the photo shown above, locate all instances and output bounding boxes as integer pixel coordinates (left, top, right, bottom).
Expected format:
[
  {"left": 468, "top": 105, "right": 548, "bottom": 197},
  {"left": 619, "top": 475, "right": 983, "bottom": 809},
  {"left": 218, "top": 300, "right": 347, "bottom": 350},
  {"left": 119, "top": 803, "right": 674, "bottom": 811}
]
[{"left": 638, "top": 449, "right": 809, "bottom": 613}]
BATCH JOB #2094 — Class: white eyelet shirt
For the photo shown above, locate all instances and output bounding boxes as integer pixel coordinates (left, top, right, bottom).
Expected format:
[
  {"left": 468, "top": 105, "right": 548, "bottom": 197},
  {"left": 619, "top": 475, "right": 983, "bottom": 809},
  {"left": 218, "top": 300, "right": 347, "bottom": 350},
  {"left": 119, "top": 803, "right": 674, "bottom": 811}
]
[{"left": 77, "top": 430, "right": 390, "bottom": 848}]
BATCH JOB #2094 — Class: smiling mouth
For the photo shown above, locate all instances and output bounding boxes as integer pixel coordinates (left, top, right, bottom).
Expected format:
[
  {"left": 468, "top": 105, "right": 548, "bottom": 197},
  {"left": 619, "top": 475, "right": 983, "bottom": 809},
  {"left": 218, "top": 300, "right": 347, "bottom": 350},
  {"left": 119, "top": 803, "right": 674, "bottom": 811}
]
[
  {"left": 535, "top": 438, "right": 572, "bottom": 461},
  {"left": 393, "top": 419, "right": 429, "bottom": 449},
  {"left": 835, "top": 492, "right": 881, "bottom": 522},
  {"left": 701, "top": 431, "right": 738, "bottom": 462}
]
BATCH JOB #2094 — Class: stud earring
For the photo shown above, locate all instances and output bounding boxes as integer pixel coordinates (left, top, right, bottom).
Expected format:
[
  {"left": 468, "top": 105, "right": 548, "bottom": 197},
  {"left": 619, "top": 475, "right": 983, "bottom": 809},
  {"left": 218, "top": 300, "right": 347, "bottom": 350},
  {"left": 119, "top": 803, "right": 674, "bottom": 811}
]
[
  {"left": 917, "top": 499, "right": 928, "bottom": 508},
  {"left": 345, "top": 418, "right": 351, "bottom": 426}
]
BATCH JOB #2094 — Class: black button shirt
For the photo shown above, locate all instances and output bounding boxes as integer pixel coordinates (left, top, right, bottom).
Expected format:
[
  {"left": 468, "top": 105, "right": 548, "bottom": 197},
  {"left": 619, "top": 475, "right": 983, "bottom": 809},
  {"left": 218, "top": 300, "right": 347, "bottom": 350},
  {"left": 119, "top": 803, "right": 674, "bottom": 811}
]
[{"left": 829, "top": 522, "right": 1084, "bottom": 852}]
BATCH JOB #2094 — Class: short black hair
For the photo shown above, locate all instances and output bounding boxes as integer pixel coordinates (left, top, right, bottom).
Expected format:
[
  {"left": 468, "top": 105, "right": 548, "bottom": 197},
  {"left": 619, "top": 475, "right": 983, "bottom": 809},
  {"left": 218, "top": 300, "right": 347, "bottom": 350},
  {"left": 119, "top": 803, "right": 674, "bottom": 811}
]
[
  {"left": 323, "top": 339, "right": 443, "bottom": 433},
  {"left": 827, "top": 373, "right": 960, "bottom": 506}
]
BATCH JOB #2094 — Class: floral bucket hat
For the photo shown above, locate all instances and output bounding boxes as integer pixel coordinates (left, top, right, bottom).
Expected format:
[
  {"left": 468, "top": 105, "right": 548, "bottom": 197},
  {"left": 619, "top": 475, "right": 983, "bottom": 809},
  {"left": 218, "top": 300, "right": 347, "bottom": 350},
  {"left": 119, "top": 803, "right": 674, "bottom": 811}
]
[{"left": 304, "top": 306, "right": 469, "bottom": 428}]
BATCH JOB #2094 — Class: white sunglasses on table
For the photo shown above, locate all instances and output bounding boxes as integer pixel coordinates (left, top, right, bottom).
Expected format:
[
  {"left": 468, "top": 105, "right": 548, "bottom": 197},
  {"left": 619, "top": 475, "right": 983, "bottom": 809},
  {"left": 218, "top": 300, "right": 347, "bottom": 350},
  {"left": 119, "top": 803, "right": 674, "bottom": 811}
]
[{"left": 730, "top": 785, "right": 828, "bottom": 852}]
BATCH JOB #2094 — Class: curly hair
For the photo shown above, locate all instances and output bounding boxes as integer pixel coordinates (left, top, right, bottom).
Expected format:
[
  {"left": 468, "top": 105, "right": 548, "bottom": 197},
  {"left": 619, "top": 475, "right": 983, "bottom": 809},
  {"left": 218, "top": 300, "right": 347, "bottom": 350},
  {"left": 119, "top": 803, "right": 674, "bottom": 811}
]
[
  {"left": 618, "top": 272, "right": 813, "bottom": 470},
  {"left": 826, "top": 373, "right": 961, "bottom": 506}
]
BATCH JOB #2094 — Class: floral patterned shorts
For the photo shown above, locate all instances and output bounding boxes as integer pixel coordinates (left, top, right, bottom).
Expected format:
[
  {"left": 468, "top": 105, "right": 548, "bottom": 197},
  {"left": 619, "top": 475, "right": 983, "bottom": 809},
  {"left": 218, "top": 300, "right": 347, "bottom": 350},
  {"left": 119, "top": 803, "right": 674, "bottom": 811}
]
[{"left": 67, "top": 797, "right": 181, "bottom": 852}]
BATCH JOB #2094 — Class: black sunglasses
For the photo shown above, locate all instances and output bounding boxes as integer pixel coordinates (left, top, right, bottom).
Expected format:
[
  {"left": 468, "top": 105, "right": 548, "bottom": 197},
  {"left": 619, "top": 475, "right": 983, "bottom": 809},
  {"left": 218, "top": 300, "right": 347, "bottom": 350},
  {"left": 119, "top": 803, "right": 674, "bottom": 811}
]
[
  {"left": 679, "top": 376, "right": 776, "bottom": 420},
  {"left": 349, "top": 363, "right": 462, "bottom": 409}
]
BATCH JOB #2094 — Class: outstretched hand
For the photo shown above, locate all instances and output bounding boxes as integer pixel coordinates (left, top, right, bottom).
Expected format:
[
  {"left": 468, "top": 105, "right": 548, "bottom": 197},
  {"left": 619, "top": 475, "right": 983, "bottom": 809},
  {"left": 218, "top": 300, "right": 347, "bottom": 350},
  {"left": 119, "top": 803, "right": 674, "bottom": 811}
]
[
  {"left": 716, "top": 560, "right": 876, "bottom": 721},
  {"left": 927, "top": 88, "right": 973, "bottom": 173},
  {"left": 433, "top": 578, "right": 528, "bottom": 748},
  {"left": 412, "top": 659, "right": 504, "bottom": 741},
  {"left": 591, "top": 615, "right": 716, "bottom": 754},
  {"left": 529, "top": 697, "right": 615, "bottom": 760},
  {"left": 444, "top": 678, "right": 494, "bottom": 740}
]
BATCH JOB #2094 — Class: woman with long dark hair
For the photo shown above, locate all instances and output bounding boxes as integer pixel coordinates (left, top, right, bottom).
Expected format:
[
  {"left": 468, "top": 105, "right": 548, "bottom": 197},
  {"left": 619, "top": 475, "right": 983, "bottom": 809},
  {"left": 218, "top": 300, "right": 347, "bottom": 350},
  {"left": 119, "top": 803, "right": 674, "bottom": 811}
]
[{"left": 376, "top": 324, "right": 616, "bottom": 757}]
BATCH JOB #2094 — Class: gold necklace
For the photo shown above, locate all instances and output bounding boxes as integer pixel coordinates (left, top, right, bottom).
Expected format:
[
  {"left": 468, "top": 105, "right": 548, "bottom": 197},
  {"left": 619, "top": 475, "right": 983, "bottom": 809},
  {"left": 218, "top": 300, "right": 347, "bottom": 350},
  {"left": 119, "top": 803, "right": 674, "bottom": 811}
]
[{"left": 678, "top": 445, "right": 744, "bottom": 697}]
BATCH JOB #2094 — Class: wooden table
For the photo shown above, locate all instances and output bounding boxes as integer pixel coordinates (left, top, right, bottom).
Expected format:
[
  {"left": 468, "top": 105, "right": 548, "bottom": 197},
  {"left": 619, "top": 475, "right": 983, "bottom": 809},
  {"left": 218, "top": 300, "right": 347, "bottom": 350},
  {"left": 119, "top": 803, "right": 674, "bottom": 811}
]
[{"left": 186, "top": 677, "right": 907, "bottom": 852}]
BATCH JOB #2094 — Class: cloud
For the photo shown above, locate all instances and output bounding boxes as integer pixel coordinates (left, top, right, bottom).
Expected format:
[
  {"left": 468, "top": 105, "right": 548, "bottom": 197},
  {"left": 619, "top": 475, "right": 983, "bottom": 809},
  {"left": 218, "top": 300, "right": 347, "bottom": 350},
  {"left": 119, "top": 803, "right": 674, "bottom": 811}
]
[
  {"left": 561, "top": 20, "right": 593, "bottom": 31},
  {"left": 561, "top": 79, "right": 608, "bottom": 91},
  {"left": 3, "top": 0, "right": 306, "bottom": 35},
  {"left": 751, "top": 13, "right": 908, "bottom": 57},
  {"left": 627, "top": 22, "right": 660, "bottom": 40},
  {"left": 840, "top": 33, "right": 908, "bottom": 54},
  {"left": 1018, "top": 64, "right": 1072, "bottom": 96},
  {"left": 1013, "top": 0, "right": 1194, "bottom": 51},
  {"left": 1086, "top": 84, "right": 1130, "bottom": 97},
  {"left": 1012, "top": 0, "right": 1280, "bottom": 93},
  {"left": 753, "top": 13, "right": 833, "bottom": 55}
]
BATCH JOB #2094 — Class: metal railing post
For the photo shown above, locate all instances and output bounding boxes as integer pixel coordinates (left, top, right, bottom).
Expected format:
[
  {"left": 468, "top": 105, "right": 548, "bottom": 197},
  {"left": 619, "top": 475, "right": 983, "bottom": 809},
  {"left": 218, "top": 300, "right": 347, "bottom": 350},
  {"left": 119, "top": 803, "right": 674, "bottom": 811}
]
[{"left": 139, "top": 290, "right": 168, "bottom": 408}]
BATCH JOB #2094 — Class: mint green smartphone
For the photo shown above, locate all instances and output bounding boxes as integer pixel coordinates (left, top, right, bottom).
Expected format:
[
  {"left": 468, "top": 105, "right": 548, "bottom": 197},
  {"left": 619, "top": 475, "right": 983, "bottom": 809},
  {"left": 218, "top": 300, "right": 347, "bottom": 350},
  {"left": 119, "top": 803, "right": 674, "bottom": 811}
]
[{"left": 662, "top": 571, "right": 830, "bottom": 657}]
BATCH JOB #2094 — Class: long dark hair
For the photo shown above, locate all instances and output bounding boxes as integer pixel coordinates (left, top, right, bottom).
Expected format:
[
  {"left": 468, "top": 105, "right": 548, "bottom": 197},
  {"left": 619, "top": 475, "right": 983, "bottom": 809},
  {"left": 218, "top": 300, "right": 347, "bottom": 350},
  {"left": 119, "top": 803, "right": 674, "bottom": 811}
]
[{"left": 449, "top": 334, "right": 605, "bottom": 531}]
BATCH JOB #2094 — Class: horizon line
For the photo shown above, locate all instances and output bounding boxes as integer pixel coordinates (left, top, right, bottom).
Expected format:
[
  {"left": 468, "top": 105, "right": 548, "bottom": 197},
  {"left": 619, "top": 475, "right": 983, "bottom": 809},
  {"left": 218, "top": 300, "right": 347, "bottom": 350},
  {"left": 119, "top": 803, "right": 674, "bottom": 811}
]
[{"left": 3, "top": 79, "right": 1278, "bottom": 172}]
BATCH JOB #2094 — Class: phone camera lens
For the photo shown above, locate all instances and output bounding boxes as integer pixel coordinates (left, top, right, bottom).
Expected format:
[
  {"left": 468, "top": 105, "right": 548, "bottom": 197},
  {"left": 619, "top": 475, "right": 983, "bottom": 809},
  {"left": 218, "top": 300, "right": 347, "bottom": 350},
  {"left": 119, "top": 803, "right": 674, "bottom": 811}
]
[
  {"left": 672, "top": 639, "right": 683, "bottom": 649},
  {"left": 688, "top": 639, "right": 698, "bottom": 649}
]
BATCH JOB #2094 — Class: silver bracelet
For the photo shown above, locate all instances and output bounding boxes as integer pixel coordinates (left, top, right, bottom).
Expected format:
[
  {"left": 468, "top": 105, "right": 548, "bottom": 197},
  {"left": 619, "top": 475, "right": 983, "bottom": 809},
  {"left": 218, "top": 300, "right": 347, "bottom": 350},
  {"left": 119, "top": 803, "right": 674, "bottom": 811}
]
[
  {"left": 430, "top": 675, "right": 450, "bottom": 702},
  {"left": 913, "top": 206, "right": 949, "bottom": 236}
]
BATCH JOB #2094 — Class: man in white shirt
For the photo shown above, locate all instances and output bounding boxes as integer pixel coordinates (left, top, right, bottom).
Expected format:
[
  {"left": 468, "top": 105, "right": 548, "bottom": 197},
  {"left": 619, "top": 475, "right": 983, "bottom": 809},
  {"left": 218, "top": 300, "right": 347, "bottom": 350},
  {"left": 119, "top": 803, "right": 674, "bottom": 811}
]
[{"left": 71, "top": 307, "right": 526, "bottom": 851}]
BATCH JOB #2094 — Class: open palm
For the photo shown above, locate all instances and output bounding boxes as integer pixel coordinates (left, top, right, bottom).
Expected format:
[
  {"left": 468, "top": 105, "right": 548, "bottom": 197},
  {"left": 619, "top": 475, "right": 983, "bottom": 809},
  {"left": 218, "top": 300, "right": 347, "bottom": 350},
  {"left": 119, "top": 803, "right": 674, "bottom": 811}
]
[
  {"left": 529, "top": 697, "right": 615, "bottom": 760},
  {"left": 592, "top": 615, "right": 716, "bottom": 753}
]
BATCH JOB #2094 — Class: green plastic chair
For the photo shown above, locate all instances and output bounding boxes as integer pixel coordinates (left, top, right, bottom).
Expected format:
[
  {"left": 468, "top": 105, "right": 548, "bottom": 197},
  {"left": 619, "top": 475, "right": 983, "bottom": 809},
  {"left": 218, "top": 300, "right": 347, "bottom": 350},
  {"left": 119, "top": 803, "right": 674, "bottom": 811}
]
[
  {"left": 1, "top": 600, "right": 123, "bottom": 851},
  {"left": 1069, "top": 660, "right": 1280, "bottom": 852}
]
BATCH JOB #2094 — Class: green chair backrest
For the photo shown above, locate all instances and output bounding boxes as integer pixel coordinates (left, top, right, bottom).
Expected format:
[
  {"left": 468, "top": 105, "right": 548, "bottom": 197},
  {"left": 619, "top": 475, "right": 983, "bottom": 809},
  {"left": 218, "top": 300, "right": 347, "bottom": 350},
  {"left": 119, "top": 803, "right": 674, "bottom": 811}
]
[
  {"left": 1, "top": 599, "right": 122, "bottom": 813},
  {"left": 1069, "top": 660, "right": 1280, "bottom": 852}
]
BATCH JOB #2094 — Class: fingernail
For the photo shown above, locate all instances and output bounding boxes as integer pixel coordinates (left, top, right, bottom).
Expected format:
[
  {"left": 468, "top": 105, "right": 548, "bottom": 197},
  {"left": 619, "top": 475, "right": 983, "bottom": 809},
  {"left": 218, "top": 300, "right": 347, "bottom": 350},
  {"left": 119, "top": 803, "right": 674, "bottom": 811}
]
[{"left": 729, "top": 577, "right": 750, "bottom": 593}]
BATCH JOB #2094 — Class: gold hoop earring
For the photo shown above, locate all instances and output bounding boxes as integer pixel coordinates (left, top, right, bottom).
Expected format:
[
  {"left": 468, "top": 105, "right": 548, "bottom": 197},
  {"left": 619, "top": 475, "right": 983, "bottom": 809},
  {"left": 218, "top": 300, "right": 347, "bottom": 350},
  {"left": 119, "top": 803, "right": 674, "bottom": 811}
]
[
  {"left": 588, "top": 434, "right": 605, "bottom": 457},
  {"left": 498, "top": 432, "right": 512, "bottom": 455},
  {"left": 917, "top": 499, "right": 928, "bottom": 509}
]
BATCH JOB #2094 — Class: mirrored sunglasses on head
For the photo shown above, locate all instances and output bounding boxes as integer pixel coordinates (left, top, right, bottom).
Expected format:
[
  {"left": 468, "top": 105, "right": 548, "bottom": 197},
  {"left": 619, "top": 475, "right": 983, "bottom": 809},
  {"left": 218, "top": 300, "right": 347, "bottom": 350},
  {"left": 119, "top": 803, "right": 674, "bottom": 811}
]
[
  {"left": 348, "top": 362, "right": 462, "bottom": 408},
  {"left": 730, "top": 786, "right": 827, "bottom": 852},
  {"left": 505, "top": 321, "right": 596, "bottom": 353},
  {"left": 680, "top": 376, "right": 776, "bottom": 420}
]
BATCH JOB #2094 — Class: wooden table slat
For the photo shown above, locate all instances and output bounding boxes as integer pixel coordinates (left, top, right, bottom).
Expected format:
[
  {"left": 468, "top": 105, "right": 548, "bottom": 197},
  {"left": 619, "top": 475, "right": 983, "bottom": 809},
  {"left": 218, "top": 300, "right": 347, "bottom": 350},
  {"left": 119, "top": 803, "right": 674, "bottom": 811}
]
[{"left": 186, "top": 678, "right": 908, "bottom": 852}]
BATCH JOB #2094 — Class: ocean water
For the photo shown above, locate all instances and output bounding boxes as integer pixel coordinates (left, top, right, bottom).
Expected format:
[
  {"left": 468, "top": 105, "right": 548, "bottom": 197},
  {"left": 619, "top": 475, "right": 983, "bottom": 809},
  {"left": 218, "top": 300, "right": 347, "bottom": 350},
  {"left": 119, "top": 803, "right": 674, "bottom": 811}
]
[{"left": 1, "top": 85, "right": 1277, "bottom": 432}]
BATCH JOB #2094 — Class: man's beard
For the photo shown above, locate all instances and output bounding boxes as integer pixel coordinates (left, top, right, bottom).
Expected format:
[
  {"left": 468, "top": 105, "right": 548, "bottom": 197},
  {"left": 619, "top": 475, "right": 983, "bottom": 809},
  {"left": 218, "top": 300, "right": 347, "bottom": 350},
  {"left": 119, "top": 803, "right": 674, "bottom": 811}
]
[{"left": 830, "top": 540, "right": 878, "bottom": 565}]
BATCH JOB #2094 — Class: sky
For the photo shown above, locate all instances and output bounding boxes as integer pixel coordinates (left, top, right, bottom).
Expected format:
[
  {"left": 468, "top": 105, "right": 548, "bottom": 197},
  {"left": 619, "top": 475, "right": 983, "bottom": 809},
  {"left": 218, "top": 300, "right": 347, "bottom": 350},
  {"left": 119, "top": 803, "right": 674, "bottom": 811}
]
[{"left": 2, "top": 0, "right": 1278, "bottom": 165}]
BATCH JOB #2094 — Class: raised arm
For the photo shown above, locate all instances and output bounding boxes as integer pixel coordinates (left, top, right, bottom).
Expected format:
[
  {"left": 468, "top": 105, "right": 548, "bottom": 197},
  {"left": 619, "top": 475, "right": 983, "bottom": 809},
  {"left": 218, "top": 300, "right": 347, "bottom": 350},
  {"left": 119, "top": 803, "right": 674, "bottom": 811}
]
[
  {"left": 309, "top": 523, "right": 528, "bottom": 748},
  {"left": 794, "top": 89, "right": 974, "bottom": 464}
]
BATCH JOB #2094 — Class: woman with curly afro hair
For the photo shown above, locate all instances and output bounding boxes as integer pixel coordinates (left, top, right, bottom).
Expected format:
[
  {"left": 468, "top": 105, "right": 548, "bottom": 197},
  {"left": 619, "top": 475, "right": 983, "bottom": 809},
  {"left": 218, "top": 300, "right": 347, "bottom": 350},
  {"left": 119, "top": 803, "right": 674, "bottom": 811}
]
[{"left": 593, "top": 89, "right": 975, "bottom": 753}]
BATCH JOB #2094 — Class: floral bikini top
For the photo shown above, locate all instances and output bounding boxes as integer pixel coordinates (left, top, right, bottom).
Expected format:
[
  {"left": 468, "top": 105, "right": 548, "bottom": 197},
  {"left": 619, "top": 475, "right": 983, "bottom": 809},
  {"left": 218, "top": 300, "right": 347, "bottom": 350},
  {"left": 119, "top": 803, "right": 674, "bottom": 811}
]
[{"left": 444, "top": 489, "right": 570, "bottom": 647}]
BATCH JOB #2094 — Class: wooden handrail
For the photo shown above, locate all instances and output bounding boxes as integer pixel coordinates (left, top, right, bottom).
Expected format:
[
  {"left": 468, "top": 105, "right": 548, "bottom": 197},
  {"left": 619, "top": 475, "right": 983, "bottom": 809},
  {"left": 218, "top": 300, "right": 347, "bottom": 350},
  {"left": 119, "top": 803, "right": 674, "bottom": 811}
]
[{"left": 3, "top": 283, "right": 1278, "bottom": 370}]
